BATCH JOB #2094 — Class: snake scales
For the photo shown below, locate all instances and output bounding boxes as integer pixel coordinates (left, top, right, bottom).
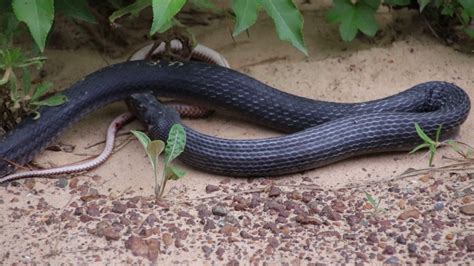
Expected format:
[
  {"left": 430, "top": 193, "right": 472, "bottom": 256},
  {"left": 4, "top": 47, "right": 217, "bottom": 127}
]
[{"left": 0, "top": 59, "right": 471, "bottom": 177}]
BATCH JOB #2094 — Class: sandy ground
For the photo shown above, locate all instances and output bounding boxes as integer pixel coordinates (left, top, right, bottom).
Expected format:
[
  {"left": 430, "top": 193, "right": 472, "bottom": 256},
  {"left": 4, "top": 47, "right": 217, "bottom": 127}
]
[{"left": 1, "top": 4, "right": 474, "bottom": 265}]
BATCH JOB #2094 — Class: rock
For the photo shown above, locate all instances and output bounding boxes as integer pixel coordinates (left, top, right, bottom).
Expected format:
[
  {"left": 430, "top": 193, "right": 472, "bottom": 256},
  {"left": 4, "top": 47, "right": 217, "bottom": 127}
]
[
  {"left": 367, "top": 232, "right": 378, "bottom": 244},
  {"left": 205, "top": 185, "right": 219, "bottom": 193},
  {"left": 202, "top": 245, "right": 213, "bottom": 257},
  {"left": 86, "top": 204, "right": 100, "bottom": 217},
  {"left": 221, "top": 224, "right": 237, "bottom": 236},
  {"left": 407, "top": 243, "right": 417, "bottom": 253},
  {"left": 295, "top": 214, "right": 322, "bottom": 225},
  {"left": 111, "top": 201, "right": 127, "bottom": 214},
  {"left": 69, "top": 177, "right": 79, "bottom": 188},
  {"left": 396, "top": 235, "right": 407, "bottom": 244},
  {"left": 331, "top": 200, "right": 346, "bottom": 213},
  {"left": 146, "top": 238, "right": 160, "bottom": 261},
  {"left": 212, "top": 205, "right": 228, "bottom": 216},
  {"left": 465, "top": 234, "right": 474, "bottom": 252},
  {"left": 125, "top": 236, "right": 148, "bottom": 257},
  {"left": 103, "top": 227, "right": 121, "bottom": 241},
  {"left": 240, "top": 230, "right": 253, "bottom": 239},
  {"left": 268, "top": 237, "right": 279, "bottom": 248},
  {"left": 398, "top": 208, "right": 420, "bottom": 220},
  {"left": 321, "top": 206, "right": 341, "bottom": 221},
  {"left": 460, "top": 204, "right": 474, "bottom": 216},
  {"left": 163, "top": 233, "right": 173, "bottom": 246},
  {"left": 384, "top": 256, "right": 401, "bottom": 264},
  {"left": 383, "top": 245, "right": 396, "bottom": 255},
  {"left": 268, "top": 186, "right": 282, "bottom": 197},
  {"left": 216, "top": 247, "right": 225, "bottom": 257},
  {"left": 55, "top": 178, "right": 68, "bottom": 188},
  {"left": 433, "top": 201, "right": 445, "bottom": 211}
]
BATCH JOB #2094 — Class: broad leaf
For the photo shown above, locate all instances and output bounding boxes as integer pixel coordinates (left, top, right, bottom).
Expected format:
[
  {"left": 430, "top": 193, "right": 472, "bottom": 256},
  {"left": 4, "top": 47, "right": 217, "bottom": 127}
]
[
  {"left": 32, "top": 93, "right": 67, "bottom": 106},
  {"left": 12, "top": 0, "right": 54, "bottom": 52},
  {"left": 418, "top": 0, "right": 431, "bottom": 12},
  {"left": 164, "top": 124, "right": 186, "bottom": 164},
  {"left": 459, "top": 0, "right": 474, "bottom": 17},
  {"left": 56, "top": 0, "right": 97, "bottom": 23},
  {"left": 31, "top": 81, "right": 52, "bottom": 101},
  {"left": 131, "top": 130, "right": 151, "bottom": 150},
  {"left": 109, "top": 0, "right": 151, "bottom": 23},
  {"left": 165, "top": 165, "right": 186, "bottom": 180},
  {"left": 150, "top": 0, "right": 186, "bottom": 34},
  {"left": 261, "top": 0, "right": 307, "bottom": 55},
  {"left": 232, "top": 0, "right": 260, "bottom": 36},
  {"left": 147, "top": 140, "right": 165, "bottom": 168}
]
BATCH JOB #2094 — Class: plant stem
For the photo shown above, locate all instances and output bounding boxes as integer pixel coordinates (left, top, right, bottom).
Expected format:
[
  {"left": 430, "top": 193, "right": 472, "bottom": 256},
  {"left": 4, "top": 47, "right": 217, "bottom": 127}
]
[
  {"left": 0, "top": 67, "right": 12, "bottom": 85},
  {"left": 153, "top": 164, "right": 160, "bottom": 200}
]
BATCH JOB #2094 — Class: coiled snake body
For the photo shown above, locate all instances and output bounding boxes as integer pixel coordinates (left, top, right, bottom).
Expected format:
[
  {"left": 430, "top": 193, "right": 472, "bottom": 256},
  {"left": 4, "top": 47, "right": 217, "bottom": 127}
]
[{"left": 0, "top": 60, "right": 471, "bottom": 178}]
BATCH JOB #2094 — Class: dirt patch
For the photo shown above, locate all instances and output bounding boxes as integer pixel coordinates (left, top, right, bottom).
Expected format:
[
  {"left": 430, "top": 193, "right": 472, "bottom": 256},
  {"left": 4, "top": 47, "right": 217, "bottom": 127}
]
[{"left": 1, "top": 6, "right": 474, "bottom": 265}]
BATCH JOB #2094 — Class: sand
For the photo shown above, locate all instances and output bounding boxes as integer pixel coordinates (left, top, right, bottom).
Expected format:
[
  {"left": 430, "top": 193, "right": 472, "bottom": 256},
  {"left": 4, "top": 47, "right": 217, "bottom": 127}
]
[{"left": 1, "top": 5, "right": 473, "bottom": 264}]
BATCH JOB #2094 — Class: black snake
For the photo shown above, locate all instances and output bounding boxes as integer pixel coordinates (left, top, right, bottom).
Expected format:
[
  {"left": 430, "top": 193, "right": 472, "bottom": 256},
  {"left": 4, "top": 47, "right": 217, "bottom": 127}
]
[{"left": 0, "top": 60, "right": 470, "bottom": 178}]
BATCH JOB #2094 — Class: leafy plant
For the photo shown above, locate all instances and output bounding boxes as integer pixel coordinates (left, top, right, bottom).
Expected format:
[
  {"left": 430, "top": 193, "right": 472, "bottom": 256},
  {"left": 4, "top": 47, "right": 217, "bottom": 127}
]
[
  {"left": 0, "top": 47, "right": 67, "bottom": 121},
  {"left": 410, "top": 123, "right": 474, "bottom": 166},
  {"left": 131, "top": 124, "right": 187, "bottom": 199},
  {"left": 365, "top": 191, "right": 382, "bottom": 213}
]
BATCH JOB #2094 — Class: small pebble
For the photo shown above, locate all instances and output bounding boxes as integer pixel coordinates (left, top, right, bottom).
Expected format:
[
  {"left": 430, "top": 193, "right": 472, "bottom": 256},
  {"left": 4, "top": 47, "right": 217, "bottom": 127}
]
[
  {"left": 55, "top": 178, "right": 68, "bottom": 188},
  {"left": 212, "top": 205, "right": 228, "bottom": 216},
  {"left": 384, "top": 256, "right": 401, "bottom": 264}
]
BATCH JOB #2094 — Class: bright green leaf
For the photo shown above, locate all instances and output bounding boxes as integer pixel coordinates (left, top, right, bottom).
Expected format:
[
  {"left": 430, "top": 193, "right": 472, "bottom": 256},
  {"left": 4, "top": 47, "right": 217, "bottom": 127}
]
[
  {"left": 354, "top": 4, "right": 379, "bottom": 37},
  {"left": 435, "top": 124, "right": 442, "bottom": 142},
  {"left": 31, "top": 81, "right": 52, "bottom": 101},
  {"left": 232, "top": 0, "right": 260, "bottom": 36},
  {"left": 418, "top": 0, "right": 431, "bottom": 12},
  {"left": 409, "top": 143, "right": 430, "bottom": 154},
  {"left": 165, "top": 123, "right": 186, "bottom": 164},
  {"left": 414, "top": 123, "right": 435, "bottom": 145},
  {"left": 32, "top": 93, "right": 67, "bottom": 106},
  {"left": 147, "top": 140, "right": 165, "bottom": 168},
  {"left": 150, "top": 0, "right": 186, "bottom": 34},
  {"left": 109, "top": 0, "right": 151, "bottom": 23},
  {"left": 339, "top": 15, "right": 358, "bottom": 41},
  {"left": 165, "top": 165, "right": 186, "bottom": 180},
  {"left": 131, "top": 130, "right": 151, "bottom": 150},
  {"left": 55, "top": 0, "right": 97, "bottom": 23},
  {"left": 459, "top": 0, "right": 474, "bottom": 17},
  {"left": 428, "top": 145, "right": 436, "bottom": 166},
  {"left": 261, "top": 0, "right": 307, "bottom": 55},
  {"left": 12, "top": 0, "right": 54, "bottom": 52}
]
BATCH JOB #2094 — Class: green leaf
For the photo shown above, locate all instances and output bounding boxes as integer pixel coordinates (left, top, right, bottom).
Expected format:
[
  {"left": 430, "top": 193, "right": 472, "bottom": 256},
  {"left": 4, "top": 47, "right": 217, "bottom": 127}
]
[
  {"left": 164, "top": 123, "right": 186, "bottom": 164},
  {"left": 362, "top": 0, "right": 381, "bottom": 9},
  {"left": 12, "top": 0, "right": 54, "bottom": 52},
  {"left": 435, "top": 124, "right": 442, "bottom": 142},
  {"left": 31, "top": 81, "right": 52, "bottom": 101},
  {"left": 21, "top": 67, "right": 32, "bottom": 95},
  {"left": 327, "top": 0, "right": 378, "bottom": 41},
  {"left": 147, "top": 140, "right": 165, "bottom": 168},
  {"left": 31, "top": 93, "right": 67, "bottom": 106},
  {"left": 418, "top": 0, "right": 430, "bottom": 12},
  {"left": 191, "top": 0, "right": 219, "bottom": 11},
  {"left": 260, "top": 0, "right": 307, "bottom": 55},
  {"left": 414, "top": 123, "right": 435, "bottom": 145},
  {"left": 150, "top": 0, "right": 186, "bottom": 34},
  {"left": 441, "top": 3, "right": 454, "bottom": 16},
  {"left": 428, "top": 145, "right": 436, "bottom": 166},
  {"left": 409, "top": 143, "right": 431, "bottom": 154},
  {"left": 384, "top": 0, "right": 410, "bottom": 6},
  {"left": 165, "top": 165, "right": 186, "bottom": 180},
  {"left": 131, "top": 130, "right": 151, "bottom": 150},
  {"left": 232, "top": 0, "right": 260, "bottom": 36},
  {"left": 109, "top": 0, "right": 151, "bottom": 23},
  {"left": 55, "top": 0, "right": 97, "bottom": 23},
  {"left": 459, "top": 0, "right": 474, "bottom": 17}
]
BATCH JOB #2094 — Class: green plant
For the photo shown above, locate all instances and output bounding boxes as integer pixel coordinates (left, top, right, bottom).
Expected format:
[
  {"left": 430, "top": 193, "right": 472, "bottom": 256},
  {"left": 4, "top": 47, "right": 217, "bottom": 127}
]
[
  {"left": 328, "top": 0, "right": 474, "bottom": 42},
  {"left": 365, "top": 191, "right": 382, "bottom": 213},
  {"left": 131, "top": 124, "right": 187, "bottom": 199},
  {"left": 410, "top": 123, "right": 473, "bottom": 166}
]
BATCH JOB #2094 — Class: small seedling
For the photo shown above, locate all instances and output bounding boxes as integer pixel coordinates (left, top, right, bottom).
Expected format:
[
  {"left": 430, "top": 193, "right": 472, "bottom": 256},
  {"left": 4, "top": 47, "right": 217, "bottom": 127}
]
[
  {"left": 365, "top": 191, "right": 382, "bottom": 213},
  {"left": 410, "top": 123, "right": 443, "bottom": 166},
  {"left": 410, "top": 123, "right": 474, "bottom": 166},
  {"left": 131, "top": 123, "right": 186, "bottom": 199}
]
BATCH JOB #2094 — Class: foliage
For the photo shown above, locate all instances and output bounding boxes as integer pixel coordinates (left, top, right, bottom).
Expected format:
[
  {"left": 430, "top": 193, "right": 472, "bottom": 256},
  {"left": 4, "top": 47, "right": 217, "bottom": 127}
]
[
  {"left": 365, "top": 191, "right": 382, "bottom": 213},
  {"left": 131, "top": 124, "right": 186, "bottom": 199},
  {"left": 410, "top": 123, "right": 474, "bottom": 166}
]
